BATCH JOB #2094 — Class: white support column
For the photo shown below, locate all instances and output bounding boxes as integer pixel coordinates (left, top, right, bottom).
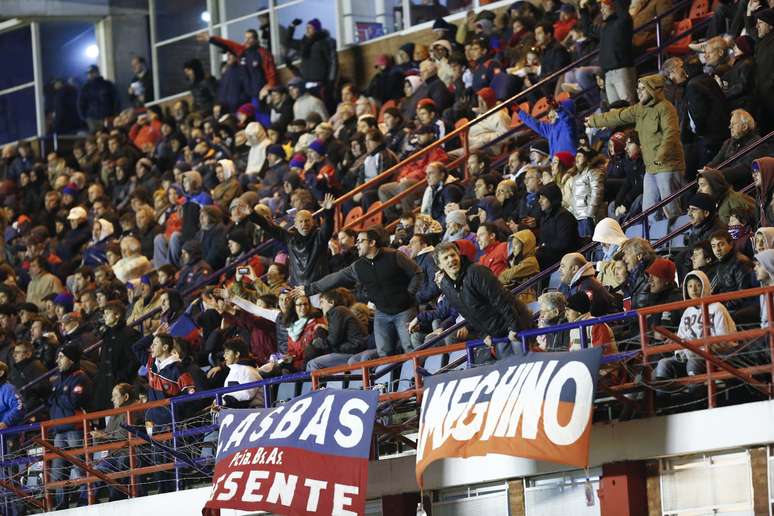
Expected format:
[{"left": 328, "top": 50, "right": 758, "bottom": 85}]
[
  {"left": 206, "top": 0, "right": 220, "bottom": 78},
  {"left": 334, "top": 0, "right": 344, "bottom": 49},
  {"left": 375, "top": 0, "right": 387, "bottom": 28},
  {"left": 30, "top": 22, "right": 45, "bottom": 138},
  {"left": 401, "top": 0, "right": 411, "bottom": 30},
  {"left": 219, "top": 0, "right": 228, "bottom": 39},
  {"left": 148, "top": 0, "right": 160, "bottom": 103},
  {"left": 339, "top": 0, "right": 354, "bottom": 45},
  {"left": 95, "top": 17, "right": 114, "bottom": 81},
  {"left": 268, "top": 0, "right": 281, "bottom": 64}
]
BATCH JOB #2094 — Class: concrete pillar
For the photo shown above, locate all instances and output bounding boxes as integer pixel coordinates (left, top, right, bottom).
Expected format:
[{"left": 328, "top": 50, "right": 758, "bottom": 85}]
[
  {"left": 750, "top": 447, "right": 769, "bottom": 516},
  {"left": 508, "top": 479, "right": 525, "bottom": 516},
  {"left": 598, "top": 461, "right": 649, "bottom": 516}
]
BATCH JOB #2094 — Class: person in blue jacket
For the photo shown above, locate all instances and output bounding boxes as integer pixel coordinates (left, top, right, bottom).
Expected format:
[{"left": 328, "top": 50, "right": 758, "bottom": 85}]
[
  {"left": 48, "top": 344, "right": 92, "bottom": 510},
  {"left": 0, "top": 361, "right": 23, "bottom": 430},
  {"left": 515, "top": 97, "right": 578, "bottom": 157}
]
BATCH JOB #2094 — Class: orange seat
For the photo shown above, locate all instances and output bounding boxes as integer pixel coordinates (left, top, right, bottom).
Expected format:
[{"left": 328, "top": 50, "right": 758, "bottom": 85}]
[
  {"left": 555, "top": 91, "right": 570, "bottom": 103},
  {"left": 665, "top": 18, "right": 693, "bottom": 56},
  {"left": 344, "top": 206, "right": 364, "bottom": 230},
  {"left": 364, "top": 201, "right": 383, "bottom": 228},
  {"left": 510, "top": 102, "right": 530, "bottom": 128},
  {"left": 689, "top": 0, "right": 710, "bottom": 20}
]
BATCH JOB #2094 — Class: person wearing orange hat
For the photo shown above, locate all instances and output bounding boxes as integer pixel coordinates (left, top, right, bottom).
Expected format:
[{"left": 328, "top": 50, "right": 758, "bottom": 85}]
[
  {"left": 464, "top": 87, "right": 510, "bottom": 155},
  {"left": 515, "top": 97, "right": 578, "bottom": 157}
]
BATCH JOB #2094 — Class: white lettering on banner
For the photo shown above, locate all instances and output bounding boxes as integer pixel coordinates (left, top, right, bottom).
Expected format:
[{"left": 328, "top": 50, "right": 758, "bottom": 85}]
[
  {"left": 332, "top": 483, "right": 360, "bottom": 516},
  {"left": 243, "top": 470, "right": 270, "bottom": 502},
  {"left": 417, "top": 360, "right": 593, "bottom": 462},
  {"left": 270, "top": 398, "right": 314, "bottom": 439},
  {"left": 304, "top": 478, "right": 328, "bottom": 511},
  {"left": 334, "top": 398, "right": 369, "bottom": 448},
  {"left": 216, "top": 414, "right": 235, "bottom": 455},
  {"left": 543, "top": 362, "right": 593, "bottom": 445},
  {"left": 223, "top": 413, "right": 260, "bottom": 453},
  {"left": 300, "top": 394, "right": 335, "bottom": 444},
  {"left": 266, "top": 472, "right": 298, "bottom": 506},
  {"left": 217, "top": 471, "right": 244, "bottom": 500},
  {"left": 250, "top": 405, "right": 285, "bottom": 442}
]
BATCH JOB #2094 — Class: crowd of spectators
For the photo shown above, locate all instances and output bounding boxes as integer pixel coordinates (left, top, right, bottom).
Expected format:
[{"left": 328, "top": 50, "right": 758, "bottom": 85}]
[{"left": 0, "top": 1, "right": 774, "bottom": 508}]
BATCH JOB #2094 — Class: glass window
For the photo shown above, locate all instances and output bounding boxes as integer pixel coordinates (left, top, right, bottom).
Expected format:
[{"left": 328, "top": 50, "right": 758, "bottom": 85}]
[
  {"left": 409, "top": 0, "right": 471, "bottom": 27},
  {"left": 156, "top": 36, "right": 213, "bottom": 99},
  {"left": 349, "top": 0, "right": 401, "bottom": 43},
  {"left": 275, "top": 2, "right": 338, "bottom": 65},
  {"left": 224, "top": 14, "right": 269, "bottom": 45},
  {"left": 155, "top": 0, "right": 209, "bottom": 42},
  {"left": 222, "top": 0, "right": 269, "bottom": 21},
  {"left": 39, "top": 22, "right": 98, "bottom": 86},
  {"left": 0, "top": 26, "right": 34, "bottom": 90},
  {"left": 0, "top": 87, "right": 37, "bottom": 145}
]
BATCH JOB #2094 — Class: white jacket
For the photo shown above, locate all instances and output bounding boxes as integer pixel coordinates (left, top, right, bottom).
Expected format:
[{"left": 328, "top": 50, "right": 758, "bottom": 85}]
[
  {"left": 571, "top": 165, "right": 605, "bottom": 221},
  {"left": 467, "top": 108, "right": 510, "bottom": 154},
  {"left": 223, "top": 363, "right": 263, "bottom": 406},
  {"left": 676, "top": 270, "right": 737, "bottom": 357}
]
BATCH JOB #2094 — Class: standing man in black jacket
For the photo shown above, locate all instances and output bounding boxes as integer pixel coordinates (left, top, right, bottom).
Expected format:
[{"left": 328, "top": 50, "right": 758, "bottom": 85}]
[
  {"left": 534, "top": 22, "right": 571, "bottom": 98},
  {"left": 286, "top": 18, "right": 339, "bottom": 111},
  {"left": 535, "top": 183, "right": 580, "bottom": 269},
  {"left": 433, "top": 242, "right": 533, "bottom": 360},
  {"left": 753, "top": 9, "right": 774, "bottom": 133},
  {"left": 254, "top": 193, "right": 335, "bottom": 286},
  {"left": 303, "top": 226, "right": 423, "bottom": 358},
  {"left": 8, "top": 341, "right": 48, "bottom": 420},
  {"left": 581, "top": 0, "right": 636, "bottom": 103},
  {"left": 91, "top": 301, "right": 139, "bottom": 411}
]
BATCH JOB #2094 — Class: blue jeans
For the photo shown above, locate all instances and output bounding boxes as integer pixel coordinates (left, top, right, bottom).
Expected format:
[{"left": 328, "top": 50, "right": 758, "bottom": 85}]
[
  {"left": 306, "top": 353, "right": 353, "bottom": 371},
  {"left": 51, "top": 430, "right": 83, "bottom": 507},
  {"left": 373, "top": 307, "right": 417, "bottom": 356},
  {"left": 642, "top": 171, "right": 682, "bottom": 223}
]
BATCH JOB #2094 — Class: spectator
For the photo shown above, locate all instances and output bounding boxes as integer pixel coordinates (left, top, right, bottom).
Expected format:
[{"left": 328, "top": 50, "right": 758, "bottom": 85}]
[
  {"left": 92, "top": 301, "right": 139, "bottom": 411},
  {"left": 653, "top": 270, "right": 736, "bottom": 383},
  {"left": 690, "top": 240, "right": 718, "bottom": 277},
  {"left": 128, "top": 56, "right": 153, "bottom": 106},
  {"left": 697, "top": 168, "right": 755, "bottom": 224},
  {"left": 559, "top": 252, "right": 619, "bottom": 316},
  {"left": 112, "top": 236, "right": 154, "bottom": 284},
  {"left": 420, "top": 162, "right": 464, "bottom": 224},
  {"left": 407, "top": 232, "right": 440, "bottom": 306},
  {"left": 684, "top": 193, "right": 728, "bottom": 254},
  {"left": 57, "top": 206, "right": 91, "bottom": 263},
  {"left": 176, "top": 240, "right": 214, "bottom": 291},
  {"left": 587, "top": 74, "right": 684, "bottom": 221},
  {"left": 466, "top": 87, "right": 511, "bottom": 154},
  {"left": 754, "top": 157, "right": 774, "bottom": 226},
  {"left": 476, "top": 223, "right": 509, "bottom": 276},
  {"left": 592, "top": 217, "right": 628, "bottom": 287},
  {"left": 286, "top": 18, "right": 339, "bottom": 108},
  {"left": 434, "top": 241, "right": 533, "bottom": 360},
  {"left": 0, "top": 361, "right": 23, "bottom": 430},
  {"left": 26, "top": 256, "right": 64, "bottom": 309},
  {"left": 644, "top": 257, "right": 682, "bottom": 329},
  {"left": 709, "top": 230, "right": 753, "bottom": 311},
  {"left": 499, "top": 230, "right": 540, "bottom": 303},
  {"left": 49, "top": 344, "right": 92, "bottom": 509},
  {"left": 288, "top": 77, "right": 329, "bottom": 120},
  {"left": 619, "top": 237, "right": 657, "bottom": 310},
  {"left": 536, "top": 291, "right": 570, "bottom": 351},
  {"left": 583, "top": 0, "right": 635, "bottom": 103},
  {"left": 253, "top": 194, "right": 334, "bottom": 286},
  {"left": 534, "top": 22, "right": 571, "bottom": 96},
  {"left": 78, "top": 65, "right": 118, "bottom": 132},
  {"left": 705, "top": 109, "right": 773, "bottom": 190},
  {"left": 133, "top": 206, "right": 162, "bottom": 260},
  {"left": 365, "top": 54, "right": 404, "bottom": 103},
  {"left": 304, "top": 290, "right": 368, "bottom": 370},
  {"left": 217, "top": 338, "right": 263, "bottom": 408},
  {"left": 755, "top": 226, "right": 774, "bottom": 253},
  {"left": 8, "top": 341, "right": 47, "bottom": 419},
  {"left": 442, "top": 209, "right": 476, "bottom": 244},
  {"left": 535, "top": 183, "right": 580, "bottom": 268},
  {"left": 570, "top": 147, "right": 605, "bottom": 237},
  {"left": 516, "top": 98, "right": 578, "bottom": 157},
  {"left": 306, "top": 227, "right": 422, "bottom": 359},
  {"left": 721, "top": 37, "right": 756, "bottom": 114},
  {"left": 609, "top": 131, "right": 646, "bottom": 220},
  {"left": 183, "top": 59, "right": 217, "bottom": 114},
  {"left": 565, "top": 292, "right": 618, "bottom": 353},
  {"left": 411, "top": 60, "right": 454, "bottom": 117}
]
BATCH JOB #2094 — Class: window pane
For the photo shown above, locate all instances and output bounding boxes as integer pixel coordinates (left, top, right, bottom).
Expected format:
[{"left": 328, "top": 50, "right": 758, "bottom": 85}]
[
  {"left": 276, "top": 2, "right": 338, "bottom": 65},
  {"left": 0, "top": 87, "right": 37, "bottom": 145},
  {"left": 223, "top": 0, "right": 269, "bottom": 21},
  {"left": 350, "top": 0, "right": 401, "bottom": 43},
  {"left": 409, "top": 0, "right": 471, "bottom": 27},
  {"left": 40, "top": 22, "right": 98, "bottom": 85},
  {"left": 0, "top": 26, "right": 33, "bottom": 90},
  {"left": 155, "top": 0, "right": 209, "bottom": 41},
  {"left": 157, "top": 36, "right": 212, "bottom": 99},
  {"left": 224, "top": 14, "right": 270, "bottom": 48}
]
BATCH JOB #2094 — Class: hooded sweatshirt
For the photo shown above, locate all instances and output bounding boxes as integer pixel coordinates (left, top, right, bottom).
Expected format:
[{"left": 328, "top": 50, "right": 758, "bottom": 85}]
[
  {"left": 755, "top": 227, "right": 774, "bottom": 251},
  {"left": 754, "top": 157, "right": 774, "bottom": 227},
  {"left": 756, "top": 249, "right": 774, "bottom": 327},
  {"left": 212, "top": 159, "right": 242, "bottom": 211},
  {"left": 587, "top": 74, "right": 684, "bottom": 174},
  {"left": 698, "top": 168, "right": 755, "bottom": 224},
  {"left": 676, "top": 270, "right": 736, "bottom": 356},
  {"left": 499, "top": 229, "right": 540, "bottom": 303},
  {"left": 593, "top": 217, "right": 627, "bottom": 287}
]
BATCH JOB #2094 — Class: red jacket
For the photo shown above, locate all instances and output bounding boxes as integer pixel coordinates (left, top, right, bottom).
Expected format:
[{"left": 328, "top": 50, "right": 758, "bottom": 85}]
[
  {"left": 208, "top": 36, "right": 278, "bottom": 89},
  {"left": 478, "top": 241, "right": 508, "bottom": 276},
  {"left": 287, "top": 317, "right": 326, "bottom": 371},
  {"left": 397, "top": 146, "right": 447, "bottom": 182}
]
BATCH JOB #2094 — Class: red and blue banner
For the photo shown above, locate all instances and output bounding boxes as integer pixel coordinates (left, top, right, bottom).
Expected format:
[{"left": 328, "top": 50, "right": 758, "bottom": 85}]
[
  {"left": 416, "top": 348, "right": 603, "bottom": 486},
  {"left": 203, "top": 388, "right": 379, "bottom": 516}
]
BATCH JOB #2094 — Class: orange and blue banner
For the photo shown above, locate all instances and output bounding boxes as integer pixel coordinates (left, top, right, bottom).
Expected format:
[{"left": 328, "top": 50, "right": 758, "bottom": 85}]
[
  {"left": 416, "top": 348, "right": 603, "bottom": 486},
  {"left": 203, "top": 388, "right": 378, "bottom": 516}
]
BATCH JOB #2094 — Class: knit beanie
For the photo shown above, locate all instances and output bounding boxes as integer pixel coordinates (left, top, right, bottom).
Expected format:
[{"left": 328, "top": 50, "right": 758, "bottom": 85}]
[
  {"left": 476, "top": 87, "right": 498, "bottom": 110},
  {"left": 609, "top": 132, "right": 627, "bottom": 155},
  {"left": 307, "top": 139, "right": 326, "bottom": 156},
  {"left": 308, "top": 18, "right": 322, "bottom": 31},
  {"left": 566, "top": 291, "right": 591, "bottom": 314},
  {"left": 688, "top": 192, "right": 716, "bottom": 215},
  {"left": 59, "top": 343, "right": 82, "bottom": 363}
]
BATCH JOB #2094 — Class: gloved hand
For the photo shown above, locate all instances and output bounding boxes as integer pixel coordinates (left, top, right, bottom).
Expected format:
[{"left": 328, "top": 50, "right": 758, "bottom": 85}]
[{"left": 291, "top": 18, "right": 303, "bottom": 26}]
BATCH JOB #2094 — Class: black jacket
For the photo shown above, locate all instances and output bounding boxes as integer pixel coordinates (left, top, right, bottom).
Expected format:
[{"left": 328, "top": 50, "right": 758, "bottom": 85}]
[
  {"left": 409, "top": 75, "right": 454, "bottom": 116},
  {"left": 439, "top": 259, "right": 533, "bottom": 338},
  {"left": 78, "top": 76, "right": 118, "bottom": 120},
  {"left": 582, "top": 0, "right": 634, "bottom": 72},
  {"left": 753, "top": 31, "right": 774, "bottom": 119},
  {"left": 365, "top": 66, "right": 405, "bottom": 103},
  {"left": 707, "top": 131, "right": 773, "bottom": 189},
  {"left": 8, "top": 357, "right": 48, "bottom": 417},
  {"left": 721, "top": 55, "right": 755, "bottom": 113},
  {"left": 426, "top": 182, "right": 464, "bottom": 223},
  {"left": 414, "top": 250, "right": 440, "bottom": 305},
  {"left": 536, "top": 184, "right": 580, "bottom": 268},
  {"left": 92, "top": 322, "right": 140, "bottom": 411},
  {"left": 681, "top": 72, "right": 731, "bottom": 146},
  {"left": 190, "top": 77, "right": 218, "bottom": 113},
  {"left": 685, "top": 215, "right": 728, "bottom": 250},
  {"left": 711, "top": 251, "right": 752, "bottom": 309},
  {"left": 323, "top": 306, "right": 368, "bottom": 354},
  {"left": 217, "top": 63, "right": 251, "bottom": 112},
  {"left": 538, "top": 40, "right": 571, "bottom": 96},
  {"left": 613, "top": 155, "right": 646, "bottom": 209},
  {"left": 270, "top": 96, "right": 294, "bottom": 130},
  {"left": 199, "top": 223, "right": 229, "bottom": 270},
  {"left": 255, "top": 208, "right": 334, "bottom": 287},
  {"left": 309, "top": 247, "right": 423, "bottom": 315},
  {"left": 287, "top": 28, "right": 338, "bottom": 83}
]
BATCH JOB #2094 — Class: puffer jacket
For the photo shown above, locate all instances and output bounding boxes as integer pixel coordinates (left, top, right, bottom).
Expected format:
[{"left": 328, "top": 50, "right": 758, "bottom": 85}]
[
  {"left": 571, "top": 163, "right": 606, "bottom": 220},
  {"left": 499, "top": 230, "right": 540, "bottom": 303},
  {"left": 286, "top": 28, "right": 338, "bottom": 84},
  {"left": 438, "top": 258, "right": 534, "bottom": 338},
  {"left": 254, "top": 208, "right": 334, "bottom": 287},
  {"left": 711, "top": 249, "right": 752, "bottom": 309},
  {"left": 587, "top": 74, "right": 684, "bottom": 174},
  {"left": 536, "top": 183, "right": 581, "bottom": 268},
  {"left": 468, "top": 107, "right": 511, "bottom": 153}
]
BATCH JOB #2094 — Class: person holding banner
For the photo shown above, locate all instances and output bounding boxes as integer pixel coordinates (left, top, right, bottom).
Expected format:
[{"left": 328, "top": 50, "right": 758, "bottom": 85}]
[{"left": 433, "top": 241, "right": 533, "bottom": 361}]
